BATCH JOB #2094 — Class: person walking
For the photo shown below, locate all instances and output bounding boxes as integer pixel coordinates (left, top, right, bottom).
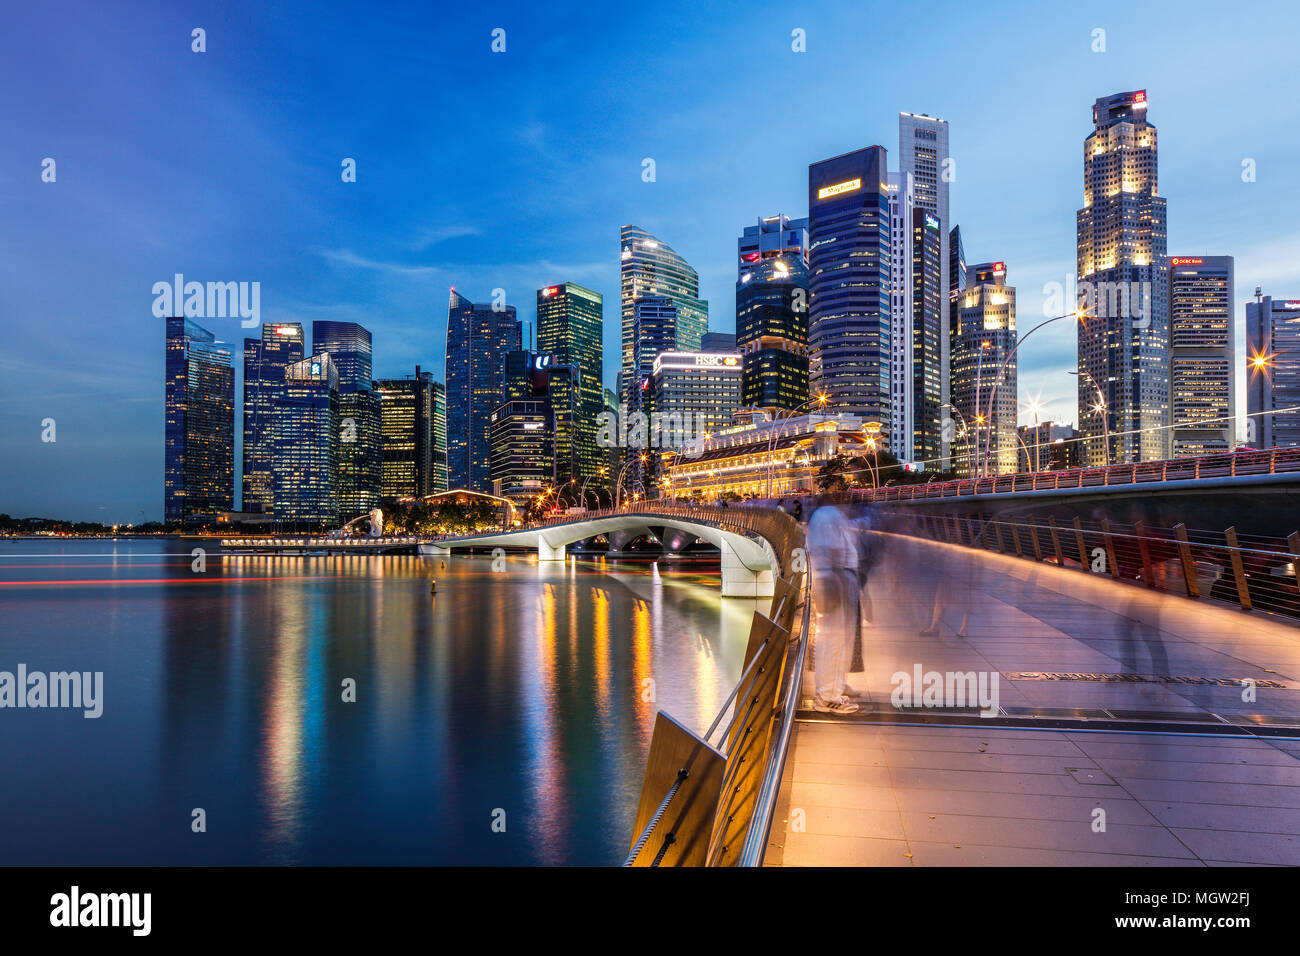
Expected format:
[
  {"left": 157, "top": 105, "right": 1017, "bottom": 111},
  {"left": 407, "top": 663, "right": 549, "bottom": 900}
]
[{"left": 806, "top": 498, "right": 860, "bottom": 715}]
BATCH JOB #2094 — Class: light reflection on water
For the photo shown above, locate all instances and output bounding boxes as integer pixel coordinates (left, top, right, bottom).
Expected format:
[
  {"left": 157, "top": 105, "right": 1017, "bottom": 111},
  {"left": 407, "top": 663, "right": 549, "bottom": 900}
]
[{"left": 0, "top": 540, "right": 762, "bottom": 865}]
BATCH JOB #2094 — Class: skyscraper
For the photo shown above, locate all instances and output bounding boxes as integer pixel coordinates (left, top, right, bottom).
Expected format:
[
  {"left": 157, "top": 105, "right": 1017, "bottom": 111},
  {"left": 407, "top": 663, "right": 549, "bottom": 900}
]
[
  {"left": 445, "top": 290, "right": 522, "bottom": 491},
  {"left": 736, "top": 251, "right": 809, "bottom": 413},
  {"left": 271, "top": 353, "right": 340, "bottom": 526},
  {"left": 910, "top": 209, "right": 944, "bottom": 464},
  {"left": 312, "top": 321, "right": 381, "bottom": 518},
  {"left": 164, "top": 316, "right": 234, "bottom": 523},
  {"left": 1247, "top": 294, "right": 1300, "bottom": 449},
  {"left": 953, "top": 262, "right": 1017, "bottom": 477},
  {"left": 536, "top": 282, "right": 604, "bottom": 484},
  {"left": 619, "top": 225, "right": 708, "bottom": 407},
  {"left": 242, "top": 323, "right": 303, "bottom": 514},
  {"left": 947, "top": 224, "right": 967, "bottom": 468},
  {"left": 1077, "top": 89, "right": 1170, "bottom": 466},
  {"left": 651, "top": 351, "right": 744, "bottom": 454},
  {"left": 738, "top": 215, "right": 808, "bottom": 280},
  {"left": 1167, "top": 256, "right": 1235, "bottom": 455},
  {"left": 899, "top": 112, "right": 952, "bottom": 462},
  {"left": 807, "top": 146, "right": 891, "bottom": 422},
  {"left": 886, "top": 173, "right": 914, "bottom": 459},
  {"left": 375, "top": 367, "right": 440, "bottom": 498}
]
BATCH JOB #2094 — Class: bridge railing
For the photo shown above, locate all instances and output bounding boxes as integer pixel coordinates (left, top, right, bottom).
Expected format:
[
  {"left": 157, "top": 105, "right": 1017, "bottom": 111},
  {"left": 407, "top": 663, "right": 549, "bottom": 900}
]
[
  {"left": 620, "top": 504, "right": 810, "bottom": 867},
  {"left": 851, "top": 446, "right": 1300, "bottom": 503},
  {"left": 871, "top": 510, "right": 1300, "bottom": 622}
]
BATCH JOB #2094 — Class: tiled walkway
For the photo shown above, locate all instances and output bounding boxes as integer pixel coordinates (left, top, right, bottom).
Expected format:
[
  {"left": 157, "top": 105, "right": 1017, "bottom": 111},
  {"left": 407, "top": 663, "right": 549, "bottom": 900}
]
[{"left": 770, "top": 532, "right": 1300, "bottom": 865}]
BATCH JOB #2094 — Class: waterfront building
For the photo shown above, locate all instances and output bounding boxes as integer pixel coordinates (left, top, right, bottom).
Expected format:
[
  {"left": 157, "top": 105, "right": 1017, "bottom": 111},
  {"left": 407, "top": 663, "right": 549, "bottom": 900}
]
[
  {"left": 1247, "top": 293, "right": 1300, "bottom": 449},
  {"left": 650, "top": 351, "right": 744, "bottom": 474},
  {"left": 807, "top": 146, "right": 891, "bottom": 422},
  {"left": 490, "top": 399, "right": 553, "bottom": 504},
  {"left": 1166, "top": 256, "right": 1235, "bottom": 455},
  {"left": 446, "top": 290, "right": 522, "bottom": 491},
  {"left": 271, "top": 353, "right": 340, "bottom": 526},
  {"left": 1077, "top": 90, "right": 1170, "bottom": 465},
  {"left": 910, "top": 208, "right": 944, "bottom": 465},
  {"left": 241, "top": 322, "right": 303, "bottom": 514},
  {"left": 537, "top": 282, "right": 604, "bottom": 485},
  {"left": 953, "top": 261, "right": 1017, "bottom": 477},
  {"left": 312, "top": 321, "right": 381, "bottom": 517},
  {"left": 375, "top": 367, "right": 440, "bottom": 498},
  {"left": 737, "top": 250, "right": 809, "bottom": 413},
  {"left": 165, "top": 316, "right": 234, "bottom": 522}
]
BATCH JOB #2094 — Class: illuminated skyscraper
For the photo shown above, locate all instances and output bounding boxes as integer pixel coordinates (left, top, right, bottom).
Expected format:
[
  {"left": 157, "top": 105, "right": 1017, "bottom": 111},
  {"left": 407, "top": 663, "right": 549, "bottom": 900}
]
[
  {"left": 165, "top": 316, "right": 234, "bottom": 522},
  {"left": 536, "top": 282, "right": 604, "bottom": 484},
  {"left": 899, "top": 112, "right": 952, "bottom": 462},
  {"left": 1077, "top": 89, "right": 1170, "bottom": 465},
  {"left": 619, "top": 225, "right": 708, "bottom": 407},
  {"left": 446, "top": 290, "right": 522, "bottom": 491},
  {"left": 312, "top": 320, "right": 381, "bottom": 517},
  {"left": 953, "top": 262, "right": 1017, "bottom": 477},
  {"left": 910, "top": 209, "right": 944, "bottom": 464},
  {"left": 736, "top": 251, "right": 809, "bottom": 412},
  {"left": 807, "top": 146, "right": 891, "bottom": 422},
  {"left": 271, "top": 353, "right": 340, "bottom": 527},
  {"left": 1247, "top": 294, "right": 1300, "bottom": 449},
  {"left": 242, "top": 322, "right": 303, "bottom": 514},
  {"left": 1166, "top": 256, "right": 1234, "bottom": 455},
  {"left": 375, "top": 368, "right": 441, "bottom": 499}
]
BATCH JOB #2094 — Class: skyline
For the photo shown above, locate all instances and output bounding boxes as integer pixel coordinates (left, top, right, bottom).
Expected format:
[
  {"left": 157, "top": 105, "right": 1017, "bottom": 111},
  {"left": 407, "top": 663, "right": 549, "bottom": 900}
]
[{"left": 4, "top": 0, "right": 1300, "bottom": 521}]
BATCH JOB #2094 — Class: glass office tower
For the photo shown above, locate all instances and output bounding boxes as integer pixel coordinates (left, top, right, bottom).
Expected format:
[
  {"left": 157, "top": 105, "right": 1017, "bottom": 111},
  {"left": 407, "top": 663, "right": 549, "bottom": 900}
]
[
  {"left": 807, "top": 145, "right": 891, "bottom": 422},
  {"left": 1247, "top": 294, "right": 1300, "bottom": 449},
  {"left": 1167, "top": 256, "right": 1235, "bottom": 455},
  {"left": 537, "top": 282, "right": 604, "bottom": 485},
  {"left": 242, "top": 322, "right": 303, "bottom": 514},
  {"left": 736, "top": 252, "right": 809, "bottom": 412},
  {"left": 375, "top": 367, "right": 440, "bottom": 498},
  {"left": 446, "top": 290, "right": 522, "bottom": 492},
  {"left": 165, "top": 316, "right": 234, "bottom": 523},
  {"left": 910, "top": 209, "right": 944, "bottom": 464},
  {"left": 271, "top": 353, "right": 340, "bottom": 527},
  {"left": 312, "top": 320, "right": 380, "bottom": 517},
  {"left": 953, "top": 262, "right": 1017, "bottom": 477}
]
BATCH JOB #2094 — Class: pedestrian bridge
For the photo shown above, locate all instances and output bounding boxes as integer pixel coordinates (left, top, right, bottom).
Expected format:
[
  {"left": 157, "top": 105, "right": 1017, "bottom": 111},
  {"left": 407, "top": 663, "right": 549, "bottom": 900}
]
[{"left": 424, "top": 502, "right": 789, "bottom": 597}]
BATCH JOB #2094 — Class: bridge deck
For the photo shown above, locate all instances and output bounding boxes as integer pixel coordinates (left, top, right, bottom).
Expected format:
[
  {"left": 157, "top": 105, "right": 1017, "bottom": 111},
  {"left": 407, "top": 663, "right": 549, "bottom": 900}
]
[{"left": 769, "top": 536, "right": 1300, "bottom": 865}]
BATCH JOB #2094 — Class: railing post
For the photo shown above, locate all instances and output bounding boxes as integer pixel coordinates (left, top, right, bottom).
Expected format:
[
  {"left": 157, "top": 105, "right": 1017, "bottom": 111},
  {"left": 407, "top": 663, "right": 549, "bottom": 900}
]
[
  {"left": 1071, "top": 517, "right": 1088, "bottom": 572},
  {"left": 992, "top": 518, "right": 1005, "bottom": 553},
  {"left": 1010, "top": 518, "right": 1024, "bottom": 557},
  {"left": 1099, "top": 518, "right": 1121, "bottom": 579},
  {"left": 1224, "top": 527, "right": 1252, "bottom": 611},
  {"left": 1026, "top": 517, "right": 1043, "bottom": 562},
  {"left": 1290, "top": 532, "right": 1300, "bottom": 596},
  {"left": 1134, "top": 520, "right": 1155, "bottom": 588},
  {"left": 1173, "top": 523, "right": 1199, "bottom": 599},
  {"left": 1049, "top": 516, "right": 1065, "bottom": 567}
]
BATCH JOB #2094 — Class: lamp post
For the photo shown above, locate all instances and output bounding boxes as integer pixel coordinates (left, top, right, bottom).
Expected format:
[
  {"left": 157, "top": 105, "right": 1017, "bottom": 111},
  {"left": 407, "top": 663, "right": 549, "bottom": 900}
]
[
  {"left": 765, "top": 394, "right": 829, "bottom": 499},
  {"left": 862, "top": 421, "right": 882, "bottom": 490},
  {"left": 942, "top": 402, "right": 976, "bottom": 478},
  {"left": 615, "top": 454, "right": 648, "bottom": 508},
  {"left": 1068, "top": 368, "right": 1109, "bottom": 468},
  {"left": 980, "top": 311, "right": 1083, "bottom": 478}
]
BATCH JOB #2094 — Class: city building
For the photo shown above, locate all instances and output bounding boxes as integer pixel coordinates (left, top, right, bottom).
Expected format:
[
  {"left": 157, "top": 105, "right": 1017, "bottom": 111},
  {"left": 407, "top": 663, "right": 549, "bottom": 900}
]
[
  {"left": 1166, "top": 256, "right": 1235, "bottom": 455},
  {"left": 536, "top": 282, "right": 604, "bottom": 485},
  {"left": 667, "top": 413, "right": 867, "bottom": 501},
  {"left": 738, "top": 214, "right": 809, "bottom": 281},
  {"left": 1247, "top": 293, "right": 1300, "bottom": 449},
  {"left": 312, "top": 320, "right": 381, "bottom": 518},
  {"left": 241, "top": 323, "right": 303, "bottom": 514},
  {"left": 490, "top": 399, "right": 552, "bottom": 504},
  {"left": 910, "top": 208, "right": 944, "bottom": 465},
  {"left": 375, "top": 367, "right": 441, "bottom": 498},
  {"left": 1017, "top": 421, "right": 1081, "bottom": 473},
  {"left": 625, "top": 295, "right": 679, "bottom": 491},
  {"left": 1077, "top": 90, "right": 1170, "bottom": 466},
  {"left": 701, "top": 331, "right": 738, "bottom": 352},
  {"left": 271, "top": 353, "right": 340, "bottom": 526},
  {"left": 445, "top": 290, "right": 522, "bottom": 491},
  {"left": 947, "top": 224, "right": 967, "bottom": 468},
  {"left": 736, "top": 250, "right": 809, "bottom": 413},
  {"left": 953, "top": 262, "right": 1017, "bottom": 477},
  {"left": 500, "top": 349, "right": 581, "bottom": 486},
  {"left": 886, "top": 173, "right": 914, "bottom": 459},
  {"left": 165, "top": 316, "right": 235, "bottom": 523},
  {"left": 619, "top": 225, "right": 708, "bottom": 405},
  {"left": 807, "top": 145, "right": 891, "bottom": 423},
  {"left": 899, "top": 112, "right": 953, "bottom": 463},
  {"left": 650, "top": 352, "right": 744, "bottom": 484}
]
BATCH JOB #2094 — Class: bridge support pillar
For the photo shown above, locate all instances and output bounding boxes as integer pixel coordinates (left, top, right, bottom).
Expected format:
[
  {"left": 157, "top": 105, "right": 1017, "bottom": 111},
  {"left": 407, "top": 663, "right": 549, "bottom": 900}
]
[
  {"left": 538, "top": 540, "right": 567, "bottom": 561},
  {"left": 423, "top": 545, "right": 451, "bottom": 556},
  {"left": 719, "top": 540, "right": 774, "bottom": 598}
]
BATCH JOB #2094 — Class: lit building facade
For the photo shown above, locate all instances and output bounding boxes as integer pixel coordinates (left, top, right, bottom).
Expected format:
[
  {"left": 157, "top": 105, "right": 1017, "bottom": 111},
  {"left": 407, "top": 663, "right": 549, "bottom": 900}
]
[
  {"left": 1077, "top": 90, "right": 1170, "bottom": 466},
  {"left": 953, "top": 262, "right": 1017, "bottom": 477},
  {"left": 619, "top": 225, "right": 708, "bottom": 405},
  {"left": 738, "top": 214, "right": 808, "bottom": 280},
  {"left": 1247, "top": 294, "right": 1300, "bottom": 449},
  {"left": 375, "top": 367, "right": 440, "bottom": 498},
  {"left": 165, "top": 316, "right": 234, "bottom": 522},
  {"left": 886, "top": 172, "right": 914, "bottom": 459},
  {"left": 910, "top": 208, "right": 943, "bottom": 465},
  {"left": 1017, "top": 421, "right": 1081, "bottom": 473},
  {"left": 490, "top": 399, "right": 552, "bottom": 504},
  {"left": 736, "top": 251, "right": 809, "bottom": 412},
  {"left": 312, "top": 320, "right": 381, "bottom": 518},
  {"left": 271, "top": 353, "right": 340, "bottom": 526},
  {"left": 537, "top": 282, "right": 604, "bottom": 484},
  {"left": 650, "top": 351, "right": 744, "bottom": 453},
  {"left": 807, "top": 146, "right": 891, "bottom": 422},
  {"left": 445, "top": 290, "right": 522, "bottom": 491},
  {"left": 241, "top": 322, "right": 303, "bottom": 515},
  {"left": 1166, "top": 256, "right": 1235, "bottom": 455}
]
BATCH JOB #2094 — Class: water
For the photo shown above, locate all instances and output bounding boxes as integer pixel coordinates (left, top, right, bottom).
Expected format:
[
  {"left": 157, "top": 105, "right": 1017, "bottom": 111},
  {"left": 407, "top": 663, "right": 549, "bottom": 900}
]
[{"left": 0, "top": 539, "right": 762, "bottom": 865}]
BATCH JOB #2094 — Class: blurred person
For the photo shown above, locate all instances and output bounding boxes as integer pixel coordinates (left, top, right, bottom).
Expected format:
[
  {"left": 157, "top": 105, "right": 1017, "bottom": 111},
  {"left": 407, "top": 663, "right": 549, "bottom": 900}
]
[{"left": 807, "top": 497, "right": 860, "bottom": 714}]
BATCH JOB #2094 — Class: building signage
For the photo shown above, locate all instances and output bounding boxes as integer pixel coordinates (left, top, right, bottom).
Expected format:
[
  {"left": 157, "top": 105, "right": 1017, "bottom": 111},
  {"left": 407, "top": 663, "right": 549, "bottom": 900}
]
[
  {"left": 653, "top": 352, "right": 742, "bottom": 374},
  {"left": 1171, "top": 257, "right": 1204, "bottom": 266},
  {"left": 817, "top": 178, "right": 862, "bottom": 200}
]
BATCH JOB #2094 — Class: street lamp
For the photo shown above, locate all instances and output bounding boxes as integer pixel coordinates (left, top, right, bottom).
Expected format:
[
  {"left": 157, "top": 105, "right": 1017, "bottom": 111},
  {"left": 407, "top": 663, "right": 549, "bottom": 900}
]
[
  {"left": 1068, "top": 369, "right": 1109, "bottom": 468},
  {"left": 863, "top": 421, "right": 882, "bottom": 490},
  {"left": 942, "top": 402, "right": 976, "bottom": 478},
  {"left": 765, "top": 394, "right": 829, "bottom": 499},
  {"left": 980, "top": 311, "right": 1085, "bottom": 478},
  {"left": 615, "top": 453, "right": 649, "bottom": 508}
]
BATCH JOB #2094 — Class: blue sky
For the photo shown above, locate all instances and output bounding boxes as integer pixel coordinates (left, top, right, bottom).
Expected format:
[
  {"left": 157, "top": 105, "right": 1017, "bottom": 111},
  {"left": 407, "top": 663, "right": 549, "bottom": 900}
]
[{"left": 3, "top": 0, "right": 1298, "bottom": 522}]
